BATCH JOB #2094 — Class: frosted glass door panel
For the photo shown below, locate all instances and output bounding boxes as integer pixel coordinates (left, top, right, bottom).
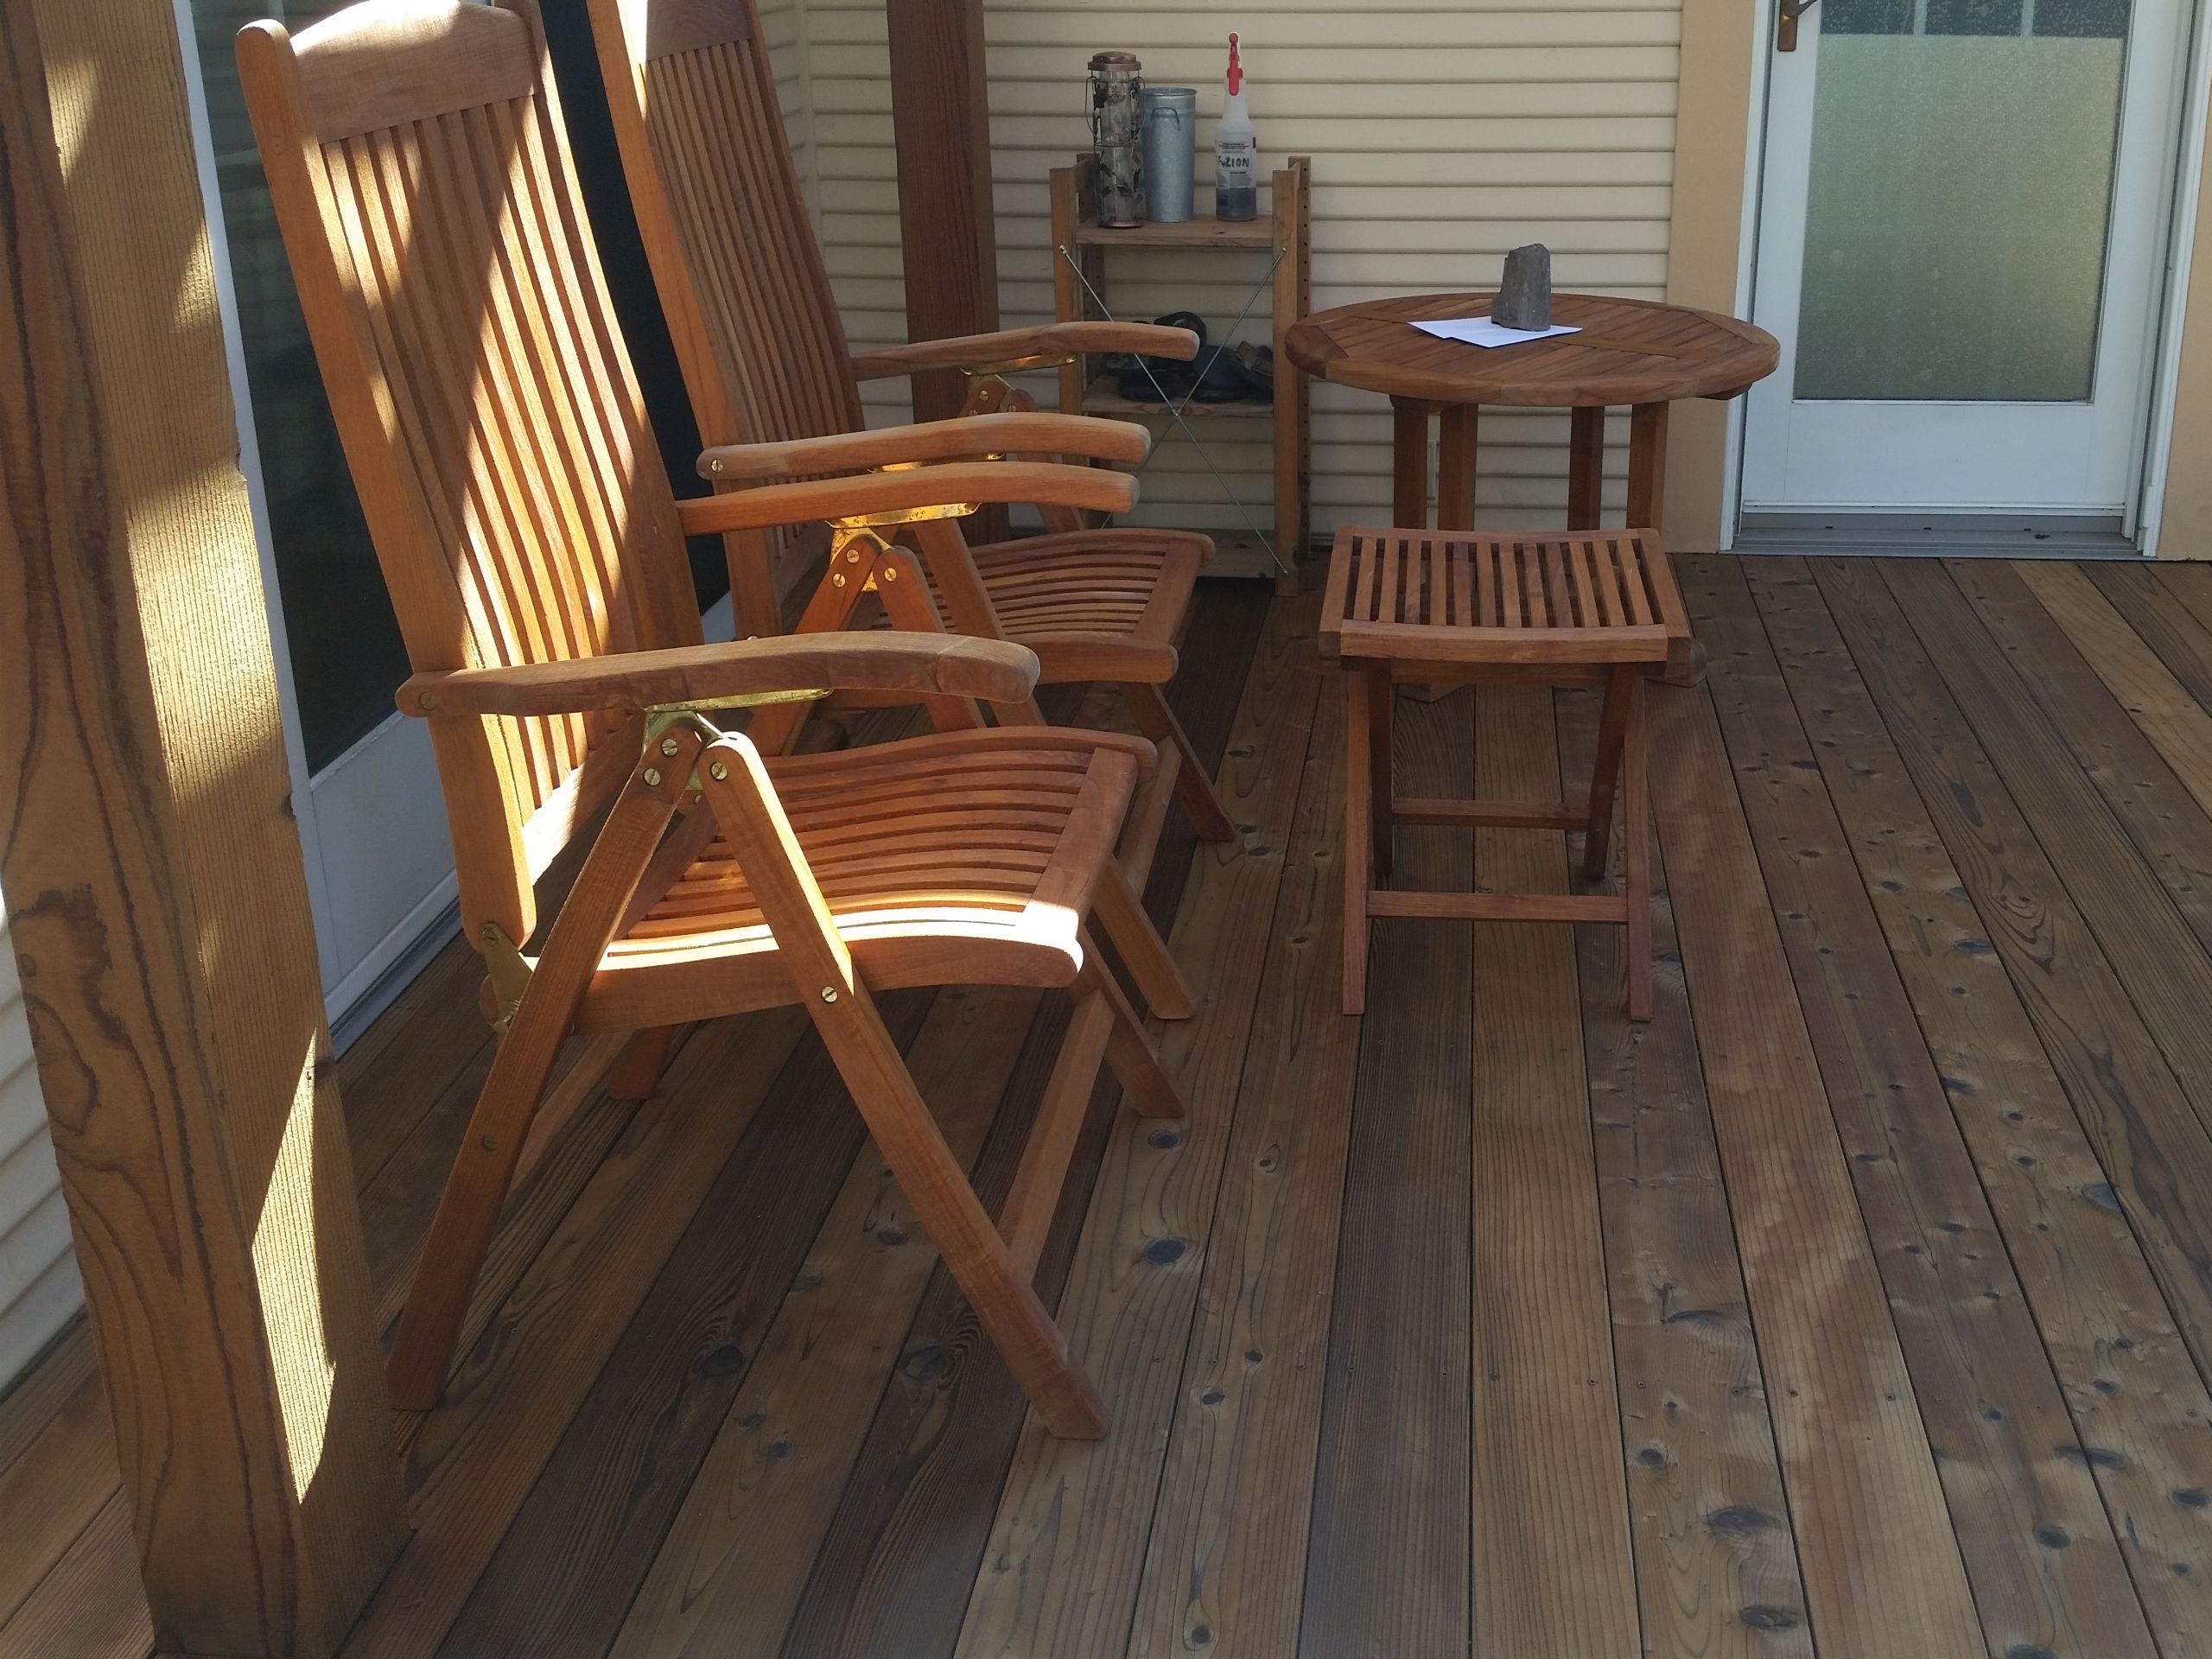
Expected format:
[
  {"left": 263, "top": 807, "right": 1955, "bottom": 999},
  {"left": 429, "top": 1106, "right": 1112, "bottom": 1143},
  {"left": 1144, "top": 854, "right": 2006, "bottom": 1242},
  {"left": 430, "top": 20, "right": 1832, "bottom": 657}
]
[{"left": 1799, "top": 14, "right": 2126, "bottom": 402}]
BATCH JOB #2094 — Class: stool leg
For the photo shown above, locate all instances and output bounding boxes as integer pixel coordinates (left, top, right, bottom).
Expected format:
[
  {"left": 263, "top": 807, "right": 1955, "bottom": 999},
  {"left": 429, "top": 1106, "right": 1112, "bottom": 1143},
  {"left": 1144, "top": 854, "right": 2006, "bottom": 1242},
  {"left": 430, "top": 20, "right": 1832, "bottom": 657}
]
[
  {"left": 1583, "top": 665, "right": 1635, "bottom": 880},
  {"left": 1367, "top": 664, "right": 1395, "bottom": 880},
  {"left": 1624, "top": 674, "right": 1654, "bottom": 1022},
  {"left": 1344, "top": 671, "right": 1372, "bottom": 1016}
]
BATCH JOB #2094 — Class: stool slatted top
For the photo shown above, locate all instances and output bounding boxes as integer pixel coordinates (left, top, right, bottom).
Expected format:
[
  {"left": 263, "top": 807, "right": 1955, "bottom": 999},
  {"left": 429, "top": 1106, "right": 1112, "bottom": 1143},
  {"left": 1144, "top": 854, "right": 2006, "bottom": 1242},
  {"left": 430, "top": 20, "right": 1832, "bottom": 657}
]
[{"left": 1319, "top": 527, "right": 1693, "bottom": 672}]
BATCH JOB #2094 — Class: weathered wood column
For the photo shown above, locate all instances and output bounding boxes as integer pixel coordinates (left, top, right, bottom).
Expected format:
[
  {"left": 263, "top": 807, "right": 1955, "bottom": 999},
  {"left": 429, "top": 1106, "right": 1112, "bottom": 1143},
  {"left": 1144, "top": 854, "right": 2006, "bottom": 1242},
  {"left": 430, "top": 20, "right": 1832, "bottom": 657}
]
[
  {"left": 0, "top": 4, "right": 409, "bottom": 1656},
  {"left": 885, "top": 0, "right": 1001, "bottom": 424}
]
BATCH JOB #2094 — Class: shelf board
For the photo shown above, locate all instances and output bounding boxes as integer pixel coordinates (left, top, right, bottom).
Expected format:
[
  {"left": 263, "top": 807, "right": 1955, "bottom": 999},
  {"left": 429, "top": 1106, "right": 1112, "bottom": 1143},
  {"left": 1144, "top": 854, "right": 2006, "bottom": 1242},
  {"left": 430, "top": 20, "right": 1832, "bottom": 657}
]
[
  {"left": 1082, "top": 377, "right": 1274, "bottom": 419},
  {"left": 1072, "top": 218, "right": 1276, "bottom": 251}
]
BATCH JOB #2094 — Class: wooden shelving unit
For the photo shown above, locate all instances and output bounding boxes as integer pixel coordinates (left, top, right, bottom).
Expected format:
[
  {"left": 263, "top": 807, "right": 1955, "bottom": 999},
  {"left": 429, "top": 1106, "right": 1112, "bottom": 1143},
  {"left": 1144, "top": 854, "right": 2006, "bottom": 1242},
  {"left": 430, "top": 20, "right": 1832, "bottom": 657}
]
[{"left": 1050, "top": 152, "right": 1311, "bottom": 592}]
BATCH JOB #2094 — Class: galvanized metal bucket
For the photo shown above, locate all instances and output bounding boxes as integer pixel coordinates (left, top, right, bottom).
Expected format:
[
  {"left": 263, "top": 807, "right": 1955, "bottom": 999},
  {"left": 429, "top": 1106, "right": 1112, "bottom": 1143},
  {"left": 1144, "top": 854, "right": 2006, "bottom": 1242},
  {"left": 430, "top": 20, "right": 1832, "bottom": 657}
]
[{"left": 1141, "top": 86, "right": 1197, "bottom": 223}]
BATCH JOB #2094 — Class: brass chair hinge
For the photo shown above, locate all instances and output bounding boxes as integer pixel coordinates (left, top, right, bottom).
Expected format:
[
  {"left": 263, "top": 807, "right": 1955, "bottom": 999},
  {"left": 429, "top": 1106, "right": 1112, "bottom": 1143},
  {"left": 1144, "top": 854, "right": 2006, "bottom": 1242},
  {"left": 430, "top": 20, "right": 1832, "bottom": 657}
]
[{"left": 479, "top": 921, "right": 534, "bottom": 1038}]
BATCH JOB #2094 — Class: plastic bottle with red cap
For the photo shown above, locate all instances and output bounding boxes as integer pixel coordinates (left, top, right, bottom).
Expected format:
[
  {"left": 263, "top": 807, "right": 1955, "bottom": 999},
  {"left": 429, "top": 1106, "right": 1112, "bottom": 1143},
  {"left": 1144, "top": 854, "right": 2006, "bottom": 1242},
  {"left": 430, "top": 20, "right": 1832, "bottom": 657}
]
[{"left": 1214, "top": 33, "right": 1257, "bottom": 222}]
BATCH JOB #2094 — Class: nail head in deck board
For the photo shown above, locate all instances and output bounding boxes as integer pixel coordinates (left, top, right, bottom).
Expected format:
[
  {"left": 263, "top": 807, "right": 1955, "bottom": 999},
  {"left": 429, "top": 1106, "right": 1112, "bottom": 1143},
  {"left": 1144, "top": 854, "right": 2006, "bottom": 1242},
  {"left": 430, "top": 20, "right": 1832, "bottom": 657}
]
[
  {"left": 1687, "top": 557, "right": 2158, "bottom": 1658},
  {"left": 1881, "top": 559, "right": 2212, "bottom": 1140},
  {"left": 604, "top": 983, "right": 1043, "bottom": 1659},
  {"left": 340, "top": 1008, "right": 814, "bottom": 1657},
  {"left": 1558, "top": 686, "right": 1810, "bottom": 1658},
  {"left": 1127, "top": 662, "right": 1363, "bottom": 1659},
  {"left": 770, "top": 989, "right": 1118, "bottom": 1659},
  {"left": 0, "top": 0, "right": 410, "bottom": 1648},
  {"left": 2017, "top": 562, "right": 2212, "bottom": 831},
  {"left": 777, "top": 594, "right": 1270, "bottom": 1659},
  {"left": 2081, "top": 564, "right": 2212, "bottom": 715},
  {"left": 1942, "top": 559, "right": 2212, "bottom": 962},
  {"left": 1299, "top": 690, "right": 1475, "bottom": 1659},
  {"left": 1813, "top": 559, "right": 2212, "bottom": 1357},
  {"left": 436, "top": 995, "right": 935, "bottom": 1658},
  {"left": 1766, "top": 556, "right": 2212, "bottom": 1634},
  {"left": 952, "top": 596, "right": 1325, "bottom": 1659},
  {"left": 1469, "top": 683, "right": 1640, "bottom": 1658},
  {"left": 1649, "top": 680, "right": 1986, "bottom": 1657}
]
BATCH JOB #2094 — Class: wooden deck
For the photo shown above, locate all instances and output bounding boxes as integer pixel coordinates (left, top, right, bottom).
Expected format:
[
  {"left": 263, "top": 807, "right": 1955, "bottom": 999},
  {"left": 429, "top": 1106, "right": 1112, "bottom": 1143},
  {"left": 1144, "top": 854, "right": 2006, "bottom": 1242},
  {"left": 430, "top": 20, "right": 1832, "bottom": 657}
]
[{"left": 13, "top": 554, "right": 2212, "bottom": 1657}]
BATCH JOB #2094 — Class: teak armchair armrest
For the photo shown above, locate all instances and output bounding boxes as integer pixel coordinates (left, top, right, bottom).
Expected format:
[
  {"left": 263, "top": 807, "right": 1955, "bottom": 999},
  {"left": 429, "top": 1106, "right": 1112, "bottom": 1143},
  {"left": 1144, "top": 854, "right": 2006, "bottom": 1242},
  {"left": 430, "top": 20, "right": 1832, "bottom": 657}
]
[
  {"left": 676, "top": 460, "right": 1140, "bottom": 537},
  {"left": 698, "top": 411, "right": 1151, "bottom": 483},
  {"left": 848, "top": 322, "right": 1198, "bottom": 381},
  {"left": 397, "top": 633, "right": 1039, "bottom": 719}
]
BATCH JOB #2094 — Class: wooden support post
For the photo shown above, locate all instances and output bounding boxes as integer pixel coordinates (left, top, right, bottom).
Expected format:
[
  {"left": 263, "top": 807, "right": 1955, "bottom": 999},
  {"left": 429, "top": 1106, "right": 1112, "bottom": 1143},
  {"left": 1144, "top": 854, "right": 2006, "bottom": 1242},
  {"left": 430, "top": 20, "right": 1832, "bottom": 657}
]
[
  {"left": 886, "top": 0, "right": 999, "bottom": 426},
  {"left": 0, "top": 5, "right": 408, "bottom": 1656}
]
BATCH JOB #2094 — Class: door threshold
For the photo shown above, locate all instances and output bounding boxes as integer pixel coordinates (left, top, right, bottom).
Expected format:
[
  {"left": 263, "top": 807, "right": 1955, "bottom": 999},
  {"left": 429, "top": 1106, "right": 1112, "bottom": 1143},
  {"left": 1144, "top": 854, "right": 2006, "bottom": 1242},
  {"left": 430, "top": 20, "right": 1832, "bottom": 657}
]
[{"left": 1732, "top": 513, "right": 2142, "bottom": 559}]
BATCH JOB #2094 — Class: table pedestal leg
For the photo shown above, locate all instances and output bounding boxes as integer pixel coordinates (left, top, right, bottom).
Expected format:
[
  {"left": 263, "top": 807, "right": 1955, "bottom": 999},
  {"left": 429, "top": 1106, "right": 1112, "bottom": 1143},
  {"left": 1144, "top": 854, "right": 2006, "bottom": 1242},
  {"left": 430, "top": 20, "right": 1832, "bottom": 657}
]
[
  {"left": 1627, "top": 401, "right": 1669, "bottom": 532},
  {"left": 1437, "top": 404, "right": 1478, "bottom": 531},
  {"left": 1568, "top": 405, "right": 1605, "bottom": 531},
  {"left": 1390, "top": 397, "right": 1431, "bottom": 528}
]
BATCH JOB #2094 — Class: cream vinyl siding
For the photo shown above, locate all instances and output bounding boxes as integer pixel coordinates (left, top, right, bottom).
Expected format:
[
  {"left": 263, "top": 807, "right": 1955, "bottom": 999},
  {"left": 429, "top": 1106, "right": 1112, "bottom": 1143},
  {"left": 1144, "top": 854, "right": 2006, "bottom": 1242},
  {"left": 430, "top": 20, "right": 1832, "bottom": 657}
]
[
  {"left": 0, "top": 900, "right": 79, "bottom": 1391},
  {"left": 789, "top": 0, "right": 1682, "bottom": 538}
]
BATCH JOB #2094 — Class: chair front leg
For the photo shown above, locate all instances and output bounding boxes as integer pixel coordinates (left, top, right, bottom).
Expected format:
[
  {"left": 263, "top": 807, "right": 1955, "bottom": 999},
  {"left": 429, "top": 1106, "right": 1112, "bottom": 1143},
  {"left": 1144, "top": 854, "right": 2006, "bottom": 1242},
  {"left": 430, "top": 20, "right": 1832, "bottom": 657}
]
[
  {"left": 699, "top": 729, "right": 1108, "bottom": 1438},
  {"left": 385, "top": 732, "right": 699, "bottom": 1409}
]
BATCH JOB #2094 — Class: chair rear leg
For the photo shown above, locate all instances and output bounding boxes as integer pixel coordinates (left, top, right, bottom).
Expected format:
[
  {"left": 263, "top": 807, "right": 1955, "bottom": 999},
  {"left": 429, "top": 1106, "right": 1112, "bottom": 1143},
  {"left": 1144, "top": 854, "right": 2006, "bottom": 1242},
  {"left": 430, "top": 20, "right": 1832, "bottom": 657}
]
[
  {"left": 1124, "top": 681, "right": 1236, "bottom": 842},
  {"left": 1093, "top": 861, "right": 1196, "bottom": 1020},
  {"left": 607, "top": 1025, "right": 679, "bottom": 1103},
  {"left": 1077, "top": 936, "right": 1185, "bottom": 1119}
]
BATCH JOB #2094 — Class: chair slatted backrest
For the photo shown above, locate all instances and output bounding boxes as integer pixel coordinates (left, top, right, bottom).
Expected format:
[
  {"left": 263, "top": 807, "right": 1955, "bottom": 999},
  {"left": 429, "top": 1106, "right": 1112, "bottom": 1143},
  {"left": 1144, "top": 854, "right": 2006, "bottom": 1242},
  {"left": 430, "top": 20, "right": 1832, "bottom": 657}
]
[
  {"left": 592, "top": 0, "right": 862, "bottom": 450},
  {"left": 239, "top": 0, "right": 700, "bottom": 945}
]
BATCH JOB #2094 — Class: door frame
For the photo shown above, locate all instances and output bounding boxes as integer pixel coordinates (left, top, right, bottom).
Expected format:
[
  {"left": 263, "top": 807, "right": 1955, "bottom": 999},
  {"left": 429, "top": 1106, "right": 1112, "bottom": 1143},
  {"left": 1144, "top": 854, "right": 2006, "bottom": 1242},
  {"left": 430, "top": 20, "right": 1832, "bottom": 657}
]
[{"left": 1719, "top": 0, "right": 2212, "bottom": 555}]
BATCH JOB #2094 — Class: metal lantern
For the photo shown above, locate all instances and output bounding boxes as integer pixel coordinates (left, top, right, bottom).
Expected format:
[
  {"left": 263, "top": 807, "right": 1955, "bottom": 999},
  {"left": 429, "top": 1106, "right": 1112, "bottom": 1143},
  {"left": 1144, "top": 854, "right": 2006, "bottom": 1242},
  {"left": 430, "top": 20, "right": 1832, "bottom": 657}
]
[{"left": 1088, "top": 51, "right": 1144, "bottom": 227}]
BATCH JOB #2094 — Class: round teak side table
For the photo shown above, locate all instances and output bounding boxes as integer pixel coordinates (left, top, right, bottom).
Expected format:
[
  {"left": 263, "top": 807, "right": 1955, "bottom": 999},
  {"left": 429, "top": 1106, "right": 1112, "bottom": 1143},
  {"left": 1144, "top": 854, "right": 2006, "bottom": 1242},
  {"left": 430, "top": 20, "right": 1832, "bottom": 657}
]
[{"left": 1282, "top": 292, "right": 1778, "bottom": 533}]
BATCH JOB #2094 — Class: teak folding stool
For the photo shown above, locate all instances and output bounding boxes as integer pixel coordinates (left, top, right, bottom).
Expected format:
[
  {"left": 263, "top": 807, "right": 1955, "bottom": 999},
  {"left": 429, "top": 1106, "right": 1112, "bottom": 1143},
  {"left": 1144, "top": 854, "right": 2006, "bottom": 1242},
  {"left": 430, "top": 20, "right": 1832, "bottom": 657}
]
[
  {"left": 238, "top": 0, "right": 1192, "bottom": 1437},
  {"left": 580, "top": 0, "right": 1238, "bottom": 867},
  {"left": 1319, "top": 527, "right": 1694, "bottom": 1022}
]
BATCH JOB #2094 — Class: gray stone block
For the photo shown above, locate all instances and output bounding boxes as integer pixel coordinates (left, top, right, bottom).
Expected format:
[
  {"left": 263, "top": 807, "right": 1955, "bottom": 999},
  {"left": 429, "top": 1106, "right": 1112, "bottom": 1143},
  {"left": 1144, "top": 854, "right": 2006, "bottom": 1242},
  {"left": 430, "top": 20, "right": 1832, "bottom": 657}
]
[{"left": 1492, "top": 244, "right": 1553, "bottom": 330}]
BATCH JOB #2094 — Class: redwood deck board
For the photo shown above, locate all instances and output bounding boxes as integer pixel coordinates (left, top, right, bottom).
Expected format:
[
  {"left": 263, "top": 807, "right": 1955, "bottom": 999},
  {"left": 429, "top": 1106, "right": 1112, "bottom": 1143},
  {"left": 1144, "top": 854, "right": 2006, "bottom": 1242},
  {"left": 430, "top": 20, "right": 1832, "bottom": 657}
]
[
  {"left": 32, "top": 563, "right": 2212, "bottom": 1658},
  {"left": 1688, "top": 556, "right": 2158, "bottom": 1658},
  {"left": 1559, "top": 685, "right": 1811, "bottom": 1656},
  {"left": 1297, "top": 688, "right": 1474, "bottom": 1659}
]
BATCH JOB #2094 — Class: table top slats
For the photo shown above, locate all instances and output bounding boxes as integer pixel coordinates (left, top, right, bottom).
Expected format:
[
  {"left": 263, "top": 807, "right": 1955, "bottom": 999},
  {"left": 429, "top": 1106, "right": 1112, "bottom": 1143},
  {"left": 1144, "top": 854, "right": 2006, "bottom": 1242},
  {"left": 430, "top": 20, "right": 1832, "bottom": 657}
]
[{"left": 1286, "top": 292, "right": 1779, "bottom": 409}]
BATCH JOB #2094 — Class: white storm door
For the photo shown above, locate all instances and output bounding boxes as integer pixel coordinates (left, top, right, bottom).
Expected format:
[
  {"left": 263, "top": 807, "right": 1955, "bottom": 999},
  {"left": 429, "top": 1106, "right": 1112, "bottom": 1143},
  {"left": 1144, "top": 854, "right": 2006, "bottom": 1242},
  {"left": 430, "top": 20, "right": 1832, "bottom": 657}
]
[{"left": 1742, "top": 0, "right": 2192, "bottom": 521}]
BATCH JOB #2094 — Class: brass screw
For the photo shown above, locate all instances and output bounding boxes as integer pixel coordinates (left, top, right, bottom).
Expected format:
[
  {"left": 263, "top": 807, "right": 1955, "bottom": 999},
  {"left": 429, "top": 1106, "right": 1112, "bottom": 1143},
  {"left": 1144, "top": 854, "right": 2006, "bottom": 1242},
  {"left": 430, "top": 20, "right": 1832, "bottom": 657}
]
[
  {"left": 833, "top": 573, "right": 847, "bottom": 588},
  {"left": 660, "top": 735, "right": 681, "bottom": 756},
  {"left": 709, "top": 760, "right": 729, "bottom": 781},
  {"left": 881, "top": 563, "right": 898, "bottom": 581},
  {"left": 821, "top": 986, "right": 839, "bottom": 1003},
  {"left": 643, "top": 766, "right": 663, "bottom": 788},
  {"left": 418, "top": 690, "right": 439, "bottom": 712},
  {"left": 708, "top": 457, "right": 725, "bottom": 474},
  {"left": 481, "top": 1136, "right": 499, "bottom": 1152},
  {"left": 845, "top": 546, "right": 862, "bottom": 563}
]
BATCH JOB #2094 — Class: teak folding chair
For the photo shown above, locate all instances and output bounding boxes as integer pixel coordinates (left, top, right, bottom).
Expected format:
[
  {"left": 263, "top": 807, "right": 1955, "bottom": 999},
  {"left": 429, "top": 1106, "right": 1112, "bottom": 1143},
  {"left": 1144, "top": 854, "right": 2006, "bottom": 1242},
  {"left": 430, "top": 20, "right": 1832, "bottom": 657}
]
[
  {"left": 580, "top": 0, "right": 1238, "bottom": 864},
  {"left": 238, "top": 0, "right": 1192, "bottom": 1437}
]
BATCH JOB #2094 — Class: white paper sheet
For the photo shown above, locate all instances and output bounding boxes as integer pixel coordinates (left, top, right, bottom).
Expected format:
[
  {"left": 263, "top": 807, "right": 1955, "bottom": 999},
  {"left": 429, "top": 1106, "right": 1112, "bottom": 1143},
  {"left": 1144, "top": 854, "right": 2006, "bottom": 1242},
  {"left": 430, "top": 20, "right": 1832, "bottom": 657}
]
[{"left": 1410, "top": 315, "right": 1581, "bottom": 349}]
